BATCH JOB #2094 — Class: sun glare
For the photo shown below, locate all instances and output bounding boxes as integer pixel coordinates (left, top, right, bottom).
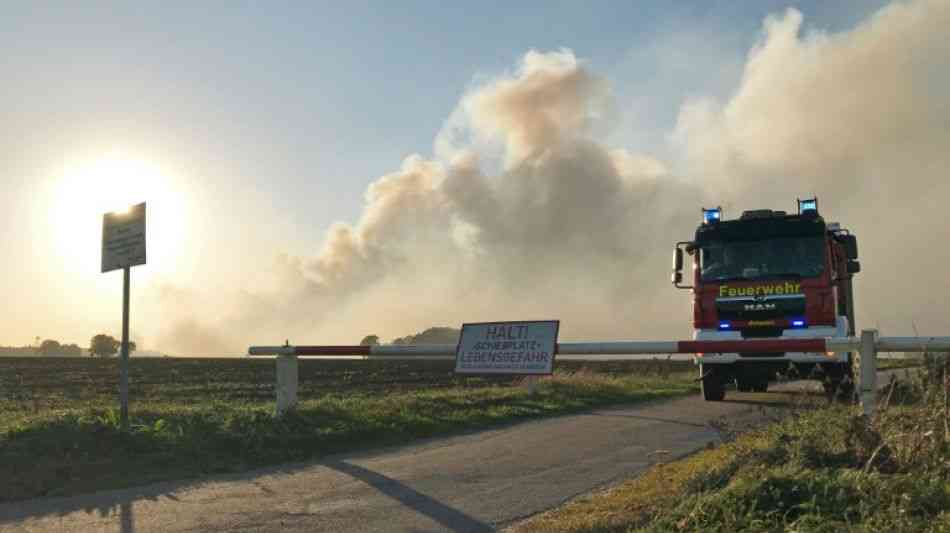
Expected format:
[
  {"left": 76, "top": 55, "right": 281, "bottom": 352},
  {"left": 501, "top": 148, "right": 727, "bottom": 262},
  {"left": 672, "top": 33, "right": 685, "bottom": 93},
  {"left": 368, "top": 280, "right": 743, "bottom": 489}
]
[{"left": 47, "top": 155, "right": 188, "bottom": 277}]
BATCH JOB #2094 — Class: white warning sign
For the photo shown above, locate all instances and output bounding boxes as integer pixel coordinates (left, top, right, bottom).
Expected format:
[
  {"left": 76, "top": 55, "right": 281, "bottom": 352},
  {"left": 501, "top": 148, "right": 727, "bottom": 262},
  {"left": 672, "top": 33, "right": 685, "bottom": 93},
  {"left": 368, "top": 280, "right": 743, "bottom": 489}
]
[
  {"left": 102, "top": 202, "right": 147, "bottom": 273},
  {"left": 454, "top": 320, "right": 559, "bottom": 375}
]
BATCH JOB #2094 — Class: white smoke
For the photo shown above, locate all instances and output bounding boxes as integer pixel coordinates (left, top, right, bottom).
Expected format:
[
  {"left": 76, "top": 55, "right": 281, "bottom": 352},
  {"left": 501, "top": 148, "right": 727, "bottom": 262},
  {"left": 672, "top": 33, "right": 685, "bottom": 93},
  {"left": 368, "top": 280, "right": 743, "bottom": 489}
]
[
  {"left": 158, "top": 0, "right": 950, "bottom": 353},
  {"left": 674, "top": 0, "right": 950, "bottom": 334}
]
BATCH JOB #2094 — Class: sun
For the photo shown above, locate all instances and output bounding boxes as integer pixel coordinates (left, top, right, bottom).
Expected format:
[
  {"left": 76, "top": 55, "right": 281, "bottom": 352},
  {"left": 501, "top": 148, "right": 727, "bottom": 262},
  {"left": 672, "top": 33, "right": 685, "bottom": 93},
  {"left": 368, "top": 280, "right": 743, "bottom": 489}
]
[{"left": 47, "top": 154, "right": 188, "bottom": 277}]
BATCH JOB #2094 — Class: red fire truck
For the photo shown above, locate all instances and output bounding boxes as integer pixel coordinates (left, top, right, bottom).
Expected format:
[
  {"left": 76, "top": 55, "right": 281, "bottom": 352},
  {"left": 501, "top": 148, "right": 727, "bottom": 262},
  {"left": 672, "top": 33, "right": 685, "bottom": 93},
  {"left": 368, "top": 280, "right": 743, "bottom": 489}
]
[{"left": 671, "top": 198, "right": 860, "bottom": 401}]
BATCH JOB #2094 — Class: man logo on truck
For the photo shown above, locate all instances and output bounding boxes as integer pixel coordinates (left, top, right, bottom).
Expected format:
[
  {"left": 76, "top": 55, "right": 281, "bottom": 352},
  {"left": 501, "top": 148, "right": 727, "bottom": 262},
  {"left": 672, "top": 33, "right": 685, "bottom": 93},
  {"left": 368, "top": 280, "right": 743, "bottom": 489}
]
[{"left": 743, "top": 302, "right": 777, "bottom": 311}]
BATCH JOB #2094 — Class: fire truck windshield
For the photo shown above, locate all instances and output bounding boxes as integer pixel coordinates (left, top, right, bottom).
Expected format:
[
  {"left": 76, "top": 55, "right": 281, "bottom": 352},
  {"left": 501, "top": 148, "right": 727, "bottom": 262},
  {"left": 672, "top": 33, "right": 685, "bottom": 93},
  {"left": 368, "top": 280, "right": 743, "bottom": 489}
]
[{"left": 700, "top": 236, "right": 825, "bottom": 282}]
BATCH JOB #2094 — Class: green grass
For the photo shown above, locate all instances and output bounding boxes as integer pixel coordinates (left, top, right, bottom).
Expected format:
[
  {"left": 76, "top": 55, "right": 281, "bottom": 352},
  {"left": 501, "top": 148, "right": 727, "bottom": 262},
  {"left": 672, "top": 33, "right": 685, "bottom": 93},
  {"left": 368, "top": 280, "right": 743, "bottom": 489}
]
[
  {"left": 877, "top": 357, "right": 924, "bottom": 370},
  {"left": 512, "top": 360, "right": 950, "bottom": 533},
  {"left": 0, "top": 359, "right": 697, "bottom": 502}
]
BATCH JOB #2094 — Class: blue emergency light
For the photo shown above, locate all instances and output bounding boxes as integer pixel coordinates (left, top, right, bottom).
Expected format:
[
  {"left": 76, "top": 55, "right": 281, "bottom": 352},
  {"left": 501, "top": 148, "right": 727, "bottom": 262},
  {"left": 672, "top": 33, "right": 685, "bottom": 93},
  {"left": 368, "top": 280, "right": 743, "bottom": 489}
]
[
  {"left": 703, "top": 207, "right": 722, "bottom": 224},
  {"left": 718, "top": 321, "right": 731, "bottom": 330},
  {"left": 798, "top": 197, "right": 818, "bottom": 214},
  {"left": 791, "top": 319, "right": 806, "bottom": 328}
]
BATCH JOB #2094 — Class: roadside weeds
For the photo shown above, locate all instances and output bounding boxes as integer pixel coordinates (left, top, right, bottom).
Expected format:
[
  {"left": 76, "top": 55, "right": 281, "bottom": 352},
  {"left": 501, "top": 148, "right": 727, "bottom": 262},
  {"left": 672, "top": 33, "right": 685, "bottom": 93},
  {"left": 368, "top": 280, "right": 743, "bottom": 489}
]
[{"left": 510, "top": 357, "right": 949, "bottom": 532}]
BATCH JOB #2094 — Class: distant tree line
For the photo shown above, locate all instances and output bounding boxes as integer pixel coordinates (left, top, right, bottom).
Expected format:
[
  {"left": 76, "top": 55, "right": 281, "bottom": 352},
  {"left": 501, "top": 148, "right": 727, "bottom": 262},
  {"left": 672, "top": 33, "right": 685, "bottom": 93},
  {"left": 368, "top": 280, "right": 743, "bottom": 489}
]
[
  {"left": 359, "top": 327, "right": 461, "bottom": 346},
  {"left": 0, "top": 334, "right": 137, "bottom": 357},
  {"left": 37, "top": 339, "right": 83, "bottom": 356},
  {"left": 0, "top": 345, "right": 40, "bottom": 356}
]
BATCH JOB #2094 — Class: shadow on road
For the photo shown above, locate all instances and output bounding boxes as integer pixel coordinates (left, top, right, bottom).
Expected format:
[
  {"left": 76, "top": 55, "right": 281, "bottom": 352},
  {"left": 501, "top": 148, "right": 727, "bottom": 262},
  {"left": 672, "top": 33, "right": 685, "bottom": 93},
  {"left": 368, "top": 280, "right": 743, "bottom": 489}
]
[
  {"left": 120, "top": 500, "right": 134, "bottom": 533},
  {"left": 0, "top": 485, "right": 146, "bottom": 530},
  {"left": 0, "top": 495, "right": 137, "bottom": 532},
  {"left": 721, "top": 389, "right": 829, "bottom": 409},
  {"left": 323, "top": 459, "right": 492, "bottom": 533},
  {"left": 0, "top": 454, "right": 494, "bottom": 533}
]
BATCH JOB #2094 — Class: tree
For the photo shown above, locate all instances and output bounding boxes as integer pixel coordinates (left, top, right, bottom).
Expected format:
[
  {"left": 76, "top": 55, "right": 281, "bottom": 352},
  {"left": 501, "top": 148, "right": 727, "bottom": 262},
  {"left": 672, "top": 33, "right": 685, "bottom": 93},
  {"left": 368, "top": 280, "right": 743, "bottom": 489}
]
[
  {"left": 37, "top": 339, "right": 62, "bottom": 356},
  {"left": 61, "top": 343, "right": 83, "bottom": 357},
  {"left": 391, "top": 327, "right": 460, "bottom": 345},
  {"left": 90, "top": 335, "right": 119, "bottom": 357},
  {"left": 89, "top": 335, "right": 138, "bottom": 357},
  {"left": 359, "top": 335, "right": 380, "bottom": 346}
]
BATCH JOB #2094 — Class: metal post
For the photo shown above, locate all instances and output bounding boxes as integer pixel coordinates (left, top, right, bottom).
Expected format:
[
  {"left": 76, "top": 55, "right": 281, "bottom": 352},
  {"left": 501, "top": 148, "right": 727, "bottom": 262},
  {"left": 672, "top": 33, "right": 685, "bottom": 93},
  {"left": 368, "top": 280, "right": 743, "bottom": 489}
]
[
  {"left": 859, "top": 329, "right": 877, "bottom": 418},
  {"left": 276, "top": 354, "right": 298, "bottom": 416},
  {"left": 119, "top": 266, "right": 131, "bottom": 432}
]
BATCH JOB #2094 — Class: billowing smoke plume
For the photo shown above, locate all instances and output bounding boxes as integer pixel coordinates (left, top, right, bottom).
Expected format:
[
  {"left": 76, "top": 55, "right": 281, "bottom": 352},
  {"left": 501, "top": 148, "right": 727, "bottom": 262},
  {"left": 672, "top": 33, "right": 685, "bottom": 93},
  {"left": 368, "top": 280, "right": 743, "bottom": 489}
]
[
  {"left": 674, "top": 0, "right": 950, "bottom": 335},
  {"left": 158, "top": 0, "right": 950, "bottom": 353},
  {"left": 251, "top": 49, "right": 699, "bottom": 345}
]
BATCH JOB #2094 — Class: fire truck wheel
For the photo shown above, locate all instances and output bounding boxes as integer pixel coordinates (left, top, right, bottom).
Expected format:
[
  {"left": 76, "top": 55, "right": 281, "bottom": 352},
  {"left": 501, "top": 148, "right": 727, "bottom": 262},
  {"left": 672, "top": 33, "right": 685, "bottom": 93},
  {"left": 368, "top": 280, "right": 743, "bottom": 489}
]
[
  {"left": 702, "top": 367, "right": 726, "bottom": 401},
  {"left": 735, "top": 377, "right": 753, "bottom": 392},
  {"left": 822, "top": 380, "right": 838, "bottom": 398},
  {"left": 823, "top": 379, "right": 853, "bottom": 401}
]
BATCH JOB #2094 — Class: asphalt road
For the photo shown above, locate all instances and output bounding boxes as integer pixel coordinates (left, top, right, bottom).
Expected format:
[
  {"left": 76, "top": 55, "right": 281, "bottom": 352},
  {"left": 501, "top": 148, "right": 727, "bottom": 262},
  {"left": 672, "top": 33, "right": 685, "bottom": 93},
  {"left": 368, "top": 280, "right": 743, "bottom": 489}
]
[{"left": 0, "top": 371, "right": 905, "bottom": 533}]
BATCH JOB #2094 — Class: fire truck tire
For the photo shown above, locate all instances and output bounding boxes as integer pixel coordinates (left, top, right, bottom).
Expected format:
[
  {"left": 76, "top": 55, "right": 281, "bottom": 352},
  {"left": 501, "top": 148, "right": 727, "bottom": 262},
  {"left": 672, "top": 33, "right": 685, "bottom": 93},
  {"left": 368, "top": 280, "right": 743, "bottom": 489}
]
[
  {"left": 735, "top": 378, "right": 753, "bottom": 392},
  {"left": 823, "top": 379, "right": 854, "bottom": 401},
  {"left": 823, "top": 364, "right": 856, "bottom": 401},
  {"left": 822, "top": 380, "right": 836, "bottom": 396},
  {"left": 702, "top": 367, "right": 725, "bottom": 401}
]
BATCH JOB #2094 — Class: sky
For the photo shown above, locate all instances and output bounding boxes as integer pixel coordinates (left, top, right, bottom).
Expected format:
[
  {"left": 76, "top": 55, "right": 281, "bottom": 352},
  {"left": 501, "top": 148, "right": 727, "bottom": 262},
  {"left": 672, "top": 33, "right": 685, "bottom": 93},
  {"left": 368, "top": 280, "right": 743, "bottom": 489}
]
[{"left": 3, "top": 0, "right": 947, "bottom": 354}]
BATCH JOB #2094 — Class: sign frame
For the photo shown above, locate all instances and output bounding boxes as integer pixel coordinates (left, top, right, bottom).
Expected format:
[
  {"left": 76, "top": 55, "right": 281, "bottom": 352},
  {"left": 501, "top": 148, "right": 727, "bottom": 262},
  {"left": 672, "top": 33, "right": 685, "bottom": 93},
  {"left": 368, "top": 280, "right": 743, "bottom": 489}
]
[
  {"left": 101, "top": 202, "right": 147, "bottom": 274},
  {"left": 454, "top": 320, "right": 560, "bottom": 376}
]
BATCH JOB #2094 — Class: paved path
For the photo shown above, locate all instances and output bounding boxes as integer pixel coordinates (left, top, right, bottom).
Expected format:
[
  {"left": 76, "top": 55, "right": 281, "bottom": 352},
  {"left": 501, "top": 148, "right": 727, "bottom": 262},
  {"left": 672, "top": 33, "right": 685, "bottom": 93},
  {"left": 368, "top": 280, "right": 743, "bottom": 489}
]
[{"left": 0, "top": 372, "right": 903, "bottom": 533}]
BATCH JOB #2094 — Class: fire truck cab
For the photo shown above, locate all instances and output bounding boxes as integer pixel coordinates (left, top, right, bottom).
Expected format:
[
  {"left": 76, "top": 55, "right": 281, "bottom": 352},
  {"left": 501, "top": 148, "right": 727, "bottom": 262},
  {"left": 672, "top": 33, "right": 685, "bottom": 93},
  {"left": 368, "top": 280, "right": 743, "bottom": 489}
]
[{"left": 671, "top": 198, "right": 860, "bottom": 401}]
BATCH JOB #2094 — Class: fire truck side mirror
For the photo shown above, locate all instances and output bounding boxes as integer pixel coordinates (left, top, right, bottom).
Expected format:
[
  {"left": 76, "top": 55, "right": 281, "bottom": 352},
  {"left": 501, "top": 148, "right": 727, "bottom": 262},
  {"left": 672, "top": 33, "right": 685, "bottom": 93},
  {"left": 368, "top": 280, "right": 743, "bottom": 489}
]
[
  {"left": 842, "top": 235, "right": 858, "bottom": 259},
  {"left": 846, "top": 260, "right": 861, "bottom": 274},
  {"left": 671, "top": 244, "right": 693, "bottom": 288}
]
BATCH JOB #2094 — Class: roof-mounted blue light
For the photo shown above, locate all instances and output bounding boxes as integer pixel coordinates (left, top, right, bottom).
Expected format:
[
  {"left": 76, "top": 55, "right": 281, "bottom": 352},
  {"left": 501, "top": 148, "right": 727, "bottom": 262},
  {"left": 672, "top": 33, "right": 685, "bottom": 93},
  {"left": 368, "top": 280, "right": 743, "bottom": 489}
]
[
  {"left": 798, "top": 197, "right": 818, "bottom": 214},
  {"left": 718, "top": 321, "right": 731, "bottom": 330},
  {"left": 703, "top": 207, "right": 722, "bottom": 224},
  {"left": 791, "top": 319, "right": 806, "bottom": 328}
]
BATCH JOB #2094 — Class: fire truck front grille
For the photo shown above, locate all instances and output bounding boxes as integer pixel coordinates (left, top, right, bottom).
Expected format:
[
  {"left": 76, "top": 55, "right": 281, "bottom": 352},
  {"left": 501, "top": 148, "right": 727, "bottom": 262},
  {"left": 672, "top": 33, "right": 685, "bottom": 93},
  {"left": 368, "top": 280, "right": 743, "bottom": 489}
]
[{"left": 716, "top": 294, "right": 806, "bottom": 321}]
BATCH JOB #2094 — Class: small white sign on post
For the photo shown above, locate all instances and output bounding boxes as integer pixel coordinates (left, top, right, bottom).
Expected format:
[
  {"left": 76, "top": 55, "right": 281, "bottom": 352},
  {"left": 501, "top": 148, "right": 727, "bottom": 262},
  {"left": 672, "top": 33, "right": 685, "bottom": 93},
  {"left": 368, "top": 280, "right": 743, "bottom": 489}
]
[
  {"left": 455, "top": 320, "right": 559, "bottom": 375},
  {"left": 102, "top": 202, "right": 146, "bottom": 273}
]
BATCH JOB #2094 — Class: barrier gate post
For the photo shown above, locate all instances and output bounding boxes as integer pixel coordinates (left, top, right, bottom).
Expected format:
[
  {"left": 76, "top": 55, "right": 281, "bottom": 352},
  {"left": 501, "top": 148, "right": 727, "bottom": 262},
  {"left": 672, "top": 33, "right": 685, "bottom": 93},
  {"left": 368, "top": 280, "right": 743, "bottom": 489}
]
[
  {"left": 276, "top": 353, "right": 298, "bottom": 415},
  {"left": 859, "top": 329, "right": 878, "bottom": 418}
]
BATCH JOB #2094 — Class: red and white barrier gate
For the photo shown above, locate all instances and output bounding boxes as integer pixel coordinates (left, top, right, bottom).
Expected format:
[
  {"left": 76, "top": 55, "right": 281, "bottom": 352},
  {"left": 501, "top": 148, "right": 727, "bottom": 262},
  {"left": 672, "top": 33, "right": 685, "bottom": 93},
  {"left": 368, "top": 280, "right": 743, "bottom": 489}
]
[{"left": 249, "top": 330, "right": 950, "bottom": 416}]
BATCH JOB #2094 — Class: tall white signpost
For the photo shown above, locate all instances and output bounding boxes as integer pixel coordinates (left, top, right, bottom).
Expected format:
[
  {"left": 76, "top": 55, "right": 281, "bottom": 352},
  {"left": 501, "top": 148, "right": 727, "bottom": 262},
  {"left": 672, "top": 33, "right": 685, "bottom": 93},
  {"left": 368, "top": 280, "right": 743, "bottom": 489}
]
[{"left": 102, "top": 202, "right": 146, "bottom": 433}]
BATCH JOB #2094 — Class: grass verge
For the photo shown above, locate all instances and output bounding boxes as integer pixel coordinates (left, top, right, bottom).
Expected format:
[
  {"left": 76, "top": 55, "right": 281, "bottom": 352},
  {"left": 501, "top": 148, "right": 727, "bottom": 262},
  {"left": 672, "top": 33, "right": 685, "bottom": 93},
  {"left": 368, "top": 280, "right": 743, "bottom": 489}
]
[
  {"left": 512, "top": 359, "right": 950, "bottom": 532},
  {"left": 877, "top": 357, "right": 924, "bottom": 370},
  {"left": 1, "top": 369, "right": 696, "bottom": 502}
]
